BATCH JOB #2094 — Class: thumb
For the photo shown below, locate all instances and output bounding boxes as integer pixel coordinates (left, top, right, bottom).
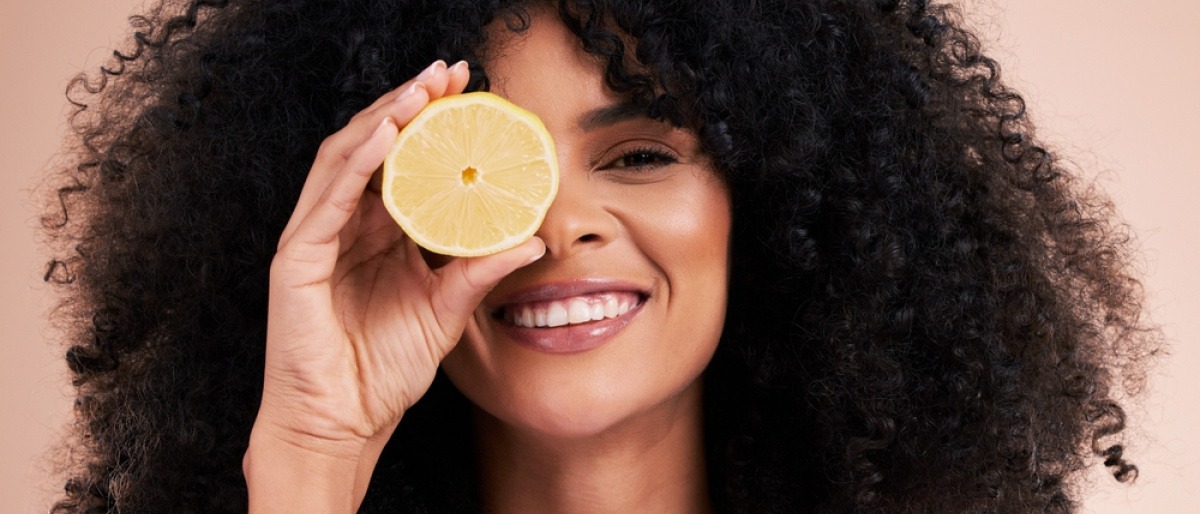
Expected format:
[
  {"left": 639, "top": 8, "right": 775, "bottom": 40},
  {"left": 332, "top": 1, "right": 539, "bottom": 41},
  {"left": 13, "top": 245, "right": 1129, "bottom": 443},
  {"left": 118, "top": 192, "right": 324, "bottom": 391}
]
[{"left": 433, "top": 237, "right": 546, "bottom": 319}]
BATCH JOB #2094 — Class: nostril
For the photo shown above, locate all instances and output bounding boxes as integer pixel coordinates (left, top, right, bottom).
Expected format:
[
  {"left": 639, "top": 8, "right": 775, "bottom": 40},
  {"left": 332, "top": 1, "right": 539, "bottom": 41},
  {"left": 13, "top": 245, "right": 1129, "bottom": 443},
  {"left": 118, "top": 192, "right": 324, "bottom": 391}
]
[{"left": 578, "top": 233, "right": 601, "bottom": 243}]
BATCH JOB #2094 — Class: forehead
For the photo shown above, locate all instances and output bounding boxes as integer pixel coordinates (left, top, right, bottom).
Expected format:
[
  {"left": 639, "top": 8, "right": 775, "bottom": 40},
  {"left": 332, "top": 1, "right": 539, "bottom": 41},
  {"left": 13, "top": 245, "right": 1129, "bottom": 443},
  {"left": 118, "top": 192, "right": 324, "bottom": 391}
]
[{"left": 481, "top": 7, "right": 624, "bottom": 130}]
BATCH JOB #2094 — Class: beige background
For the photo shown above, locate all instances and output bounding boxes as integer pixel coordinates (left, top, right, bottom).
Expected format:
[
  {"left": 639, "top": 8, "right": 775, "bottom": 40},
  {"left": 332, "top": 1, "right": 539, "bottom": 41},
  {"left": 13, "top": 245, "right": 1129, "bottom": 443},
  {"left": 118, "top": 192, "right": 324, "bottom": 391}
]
[{"left": 3, "top": 1, "right": 1196, "bottom": 512}]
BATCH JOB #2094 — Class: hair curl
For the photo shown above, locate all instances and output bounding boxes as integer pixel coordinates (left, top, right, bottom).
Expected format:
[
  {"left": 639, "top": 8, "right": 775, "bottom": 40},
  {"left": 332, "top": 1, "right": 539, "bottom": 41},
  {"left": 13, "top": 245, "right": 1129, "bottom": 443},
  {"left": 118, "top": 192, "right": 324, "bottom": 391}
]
[{"left": 42, "top": 0, "right": 1160, "bottom": 512}]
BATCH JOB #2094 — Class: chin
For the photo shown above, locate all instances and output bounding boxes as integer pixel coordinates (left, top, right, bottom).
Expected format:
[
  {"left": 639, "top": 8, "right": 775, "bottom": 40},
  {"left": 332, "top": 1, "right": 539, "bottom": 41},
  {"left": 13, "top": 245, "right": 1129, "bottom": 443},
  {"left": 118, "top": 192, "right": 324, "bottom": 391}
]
[
  {"left": 459, "top": 367, "right": 706, "bottom": 445},
  {"left": 506, "top": 393, "right": 634, "bottom": 440},
  {"left": 444, "top": 318, "right": 715, "bottom": 443},
  {"left": 450, "top": 374, "right": 628, "bottom": 441}
]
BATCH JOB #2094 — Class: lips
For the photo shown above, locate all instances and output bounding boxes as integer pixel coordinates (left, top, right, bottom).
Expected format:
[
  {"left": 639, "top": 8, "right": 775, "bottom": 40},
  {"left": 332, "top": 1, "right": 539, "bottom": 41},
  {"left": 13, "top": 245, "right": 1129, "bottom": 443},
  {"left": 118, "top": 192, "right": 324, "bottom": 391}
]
[{"left": 488, "top": 279, "right": 649, "bottom": 353}]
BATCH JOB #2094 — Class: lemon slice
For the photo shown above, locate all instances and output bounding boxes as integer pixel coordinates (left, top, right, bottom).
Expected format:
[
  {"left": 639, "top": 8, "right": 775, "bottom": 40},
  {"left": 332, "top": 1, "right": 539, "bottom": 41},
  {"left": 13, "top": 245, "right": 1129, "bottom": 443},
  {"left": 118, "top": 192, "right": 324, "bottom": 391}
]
[{"left": 382, "top": 92, "right": 559, "bottom": 257}]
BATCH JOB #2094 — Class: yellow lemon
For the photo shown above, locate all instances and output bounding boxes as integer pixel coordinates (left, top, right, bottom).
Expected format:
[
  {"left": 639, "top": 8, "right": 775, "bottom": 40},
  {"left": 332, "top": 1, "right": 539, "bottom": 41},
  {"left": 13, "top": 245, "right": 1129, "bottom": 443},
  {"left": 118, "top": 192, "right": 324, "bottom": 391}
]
[{"left": 382, "top": 92, "right": 559, "bottom": 257}]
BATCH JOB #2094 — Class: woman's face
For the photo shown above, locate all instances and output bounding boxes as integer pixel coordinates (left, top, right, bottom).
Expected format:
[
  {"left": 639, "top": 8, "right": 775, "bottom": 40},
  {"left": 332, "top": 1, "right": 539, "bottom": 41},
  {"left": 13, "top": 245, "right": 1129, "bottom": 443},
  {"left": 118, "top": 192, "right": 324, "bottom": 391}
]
[{"left": 442, "top": 7, "right": 731, "bottom": 438}]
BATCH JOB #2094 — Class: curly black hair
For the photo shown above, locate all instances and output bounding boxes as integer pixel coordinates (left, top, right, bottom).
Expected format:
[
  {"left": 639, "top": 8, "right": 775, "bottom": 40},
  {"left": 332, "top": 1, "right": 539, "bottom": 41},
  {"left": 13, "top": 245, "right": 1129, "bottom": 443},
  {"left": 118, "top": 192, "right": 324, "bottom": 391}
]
[{"left": 41, "top": 0, "right": 1160, "bottom": 512}]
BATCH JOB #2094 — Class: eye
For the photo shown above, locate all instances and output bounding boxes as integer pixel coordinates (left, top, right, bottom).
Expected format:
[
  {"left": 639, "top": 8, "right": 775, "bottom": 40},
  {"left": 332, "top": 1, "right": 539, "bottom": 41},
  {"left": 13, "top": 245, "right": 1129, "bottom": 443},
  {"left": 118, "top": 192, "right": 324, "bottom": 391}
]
[{"left": 608, "top": 146, "right": 678, "bottom": 171}]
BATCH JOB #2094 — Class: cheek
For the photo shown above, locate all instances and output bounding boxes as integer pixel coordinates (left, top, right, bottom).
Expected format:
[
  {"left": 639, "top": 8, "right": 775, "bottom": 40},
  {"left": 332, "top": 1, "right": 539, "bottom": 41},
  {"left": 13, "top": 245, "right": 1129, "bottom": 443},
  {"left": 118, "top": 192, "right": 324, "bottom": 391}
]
[
  {"left": 650, "top": 173, "right": 731, "bottom": 387},
  {"left": 621, "top": 171, "right": 731, "bottom": 364},
  {"left": 631, "top": 172, "right": 732, "bottom": 286}
]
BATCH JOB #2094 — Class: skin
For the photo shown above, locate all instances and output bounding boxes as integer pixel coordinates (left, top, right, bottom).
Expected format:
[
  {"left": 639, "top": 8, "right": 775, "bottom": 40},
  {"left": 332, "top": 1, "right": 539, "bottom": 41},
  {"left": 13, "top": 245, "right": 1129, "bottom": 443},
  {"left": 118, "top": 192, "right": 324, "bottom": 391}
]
[
  {"left": 244, "top": 7, "right": 729, "bottom": 514},
  {"left": 446, "top": 9, "right": 729, "bottom": 514}
]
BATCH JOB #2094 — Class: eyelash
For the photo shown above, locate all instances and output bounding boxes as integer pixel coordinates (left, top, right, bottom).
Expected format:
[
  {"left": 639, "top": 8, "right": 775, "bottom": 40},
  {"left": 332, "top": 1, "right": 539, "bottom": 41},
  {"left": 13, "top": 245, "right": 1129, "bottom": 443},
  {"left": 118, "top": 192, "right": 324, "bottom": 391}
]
[{"left": 607, "top": 145, "right": 678, "bottom": 171}]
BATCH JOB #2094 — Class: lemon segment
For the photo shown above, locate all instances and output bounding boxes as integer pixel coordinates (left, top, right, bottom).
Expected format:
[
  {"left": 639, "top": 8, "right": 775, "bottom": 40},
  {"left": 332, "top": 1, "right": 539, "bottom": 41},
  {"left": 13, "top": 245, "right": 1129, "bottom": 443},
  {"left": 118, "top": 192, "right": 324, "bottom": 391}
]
[{"left": 381, "top": 92, "right": 559, "bottom": 257}]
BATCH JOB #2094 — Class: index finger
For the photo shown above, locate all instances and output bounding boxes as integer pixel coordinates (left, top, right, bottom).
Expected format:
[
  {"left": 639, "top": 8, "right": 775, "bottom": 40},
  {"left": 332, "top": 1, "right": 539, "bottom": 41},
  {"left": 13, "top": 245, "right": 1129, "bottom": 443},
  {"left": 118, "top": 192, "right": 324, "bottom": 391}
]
[{"left": 281, "top": 61, "right": 470, "bottom": 245}]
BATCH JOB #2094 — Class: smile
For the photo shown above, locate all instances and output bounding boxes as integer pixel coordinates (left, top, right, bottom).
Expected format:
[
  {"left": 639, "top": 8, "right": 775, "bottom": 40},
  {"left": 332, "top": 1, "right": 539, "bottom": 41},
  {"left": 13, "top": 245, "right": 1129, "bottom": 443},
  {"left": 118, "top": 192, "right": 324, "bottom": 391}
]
[
  {"left": 500, "top": 292, "right": 643, "bottom": 328},
  {"left": 488, "top": 281, "right": 650, "bottom": 354}
]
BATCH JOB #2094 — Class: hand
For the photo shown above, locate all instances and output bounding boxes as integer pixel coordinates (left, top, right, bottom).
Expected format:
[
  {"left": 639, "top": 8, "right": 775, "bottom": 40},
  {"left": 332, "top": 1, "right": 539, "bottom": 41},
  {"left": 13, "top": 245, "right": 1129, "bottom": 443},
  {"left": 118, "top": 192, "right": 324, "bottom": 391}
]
[{"left": 245, "top": 60, "right": 545, "bottom": 510}]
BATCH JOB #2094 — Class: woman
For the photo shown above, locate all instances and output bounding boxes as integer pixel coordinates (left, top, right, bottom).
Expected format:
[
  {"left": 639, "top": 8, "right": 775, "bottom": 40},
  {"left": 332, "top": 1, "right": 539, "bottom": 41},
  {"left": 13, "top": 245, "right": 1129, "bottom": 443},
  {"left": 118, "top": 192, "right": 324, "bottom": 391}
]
[{"left": 43, "top": 0, "right": 1159, "bottom": 512}]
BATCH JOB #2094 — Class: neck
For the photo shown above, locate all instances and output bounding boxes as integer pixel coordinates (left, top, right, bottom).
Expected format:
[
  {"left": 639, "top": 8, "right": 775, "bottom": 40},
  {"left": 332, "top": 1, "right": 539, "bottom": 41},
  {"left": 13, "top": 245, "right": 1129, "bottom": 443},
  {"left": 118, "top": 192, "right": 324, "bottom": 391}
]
[{"left": 474, "top": 382, "right": 712, "bottom": 514}]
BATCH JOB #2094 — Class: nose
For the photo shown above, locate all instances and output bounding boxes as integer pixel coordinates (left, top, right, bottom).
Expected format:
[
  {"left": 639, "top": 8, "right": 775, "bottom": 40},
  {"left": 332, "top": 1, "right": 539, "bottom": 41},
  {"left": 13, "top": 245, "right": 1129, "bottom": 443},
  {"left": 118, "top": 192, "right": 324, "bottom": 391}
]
[{"left": 535, "top": 169, "right": 615, "bottom": 259}]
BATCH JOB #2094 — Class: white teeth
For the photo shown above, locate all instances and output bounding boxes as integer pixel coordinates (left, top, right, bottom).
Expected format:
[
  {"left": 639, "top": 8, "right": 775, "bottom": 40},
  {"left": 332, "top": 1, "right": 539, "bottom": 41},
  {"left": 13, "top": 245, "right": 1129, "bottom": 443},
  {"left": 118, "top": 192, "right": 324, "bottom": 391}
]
[
  {"left": 504, "top": 292, "right": 641, "bottom": 328},
  {"left": 568, "top": 299, "right": 591, "bottom": 324},
  {"left": 547, "top": 303, "right": 569, "bottom": 327},
  {"left": 589, "top": 302, "right": 604, "bottom": 321}
]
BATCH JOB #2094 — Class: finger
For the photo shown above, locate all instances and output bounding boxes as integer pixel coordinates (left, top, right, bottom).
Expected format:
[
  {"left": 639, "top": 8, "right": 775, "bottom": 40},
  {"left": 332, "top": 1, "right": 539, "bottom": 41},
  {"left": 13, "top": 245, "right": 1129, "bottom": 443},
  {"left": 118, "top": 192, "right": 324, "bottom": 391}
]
[
  {"left": 445, "top": 60, "right": 471, "bottom": 96},
  {"left": 331, "top": 193, "right": 408, "bottom": 279},
  {"left": 291, "top": 60, "right": 440, "bottom": 209},
  {"left": 318, "top": 64, "right": 452, "bottom": 171},
  {"left": 279, "top": 82, "right": 429, "bottom": 247},
  {"left": 284, "top": 80, "right": 434, "bottom": 244},
  {"left": 367, "top": 60, "right": 472, "bottom": 194},
  {"left": 430, "top": 237, "right": 547, "bottom": 324},
  {"left": 283, "top": 61, "right": 457, "bottom": 244},
  {"left": 274, "top": 116, "right": 400, "bottom": 282},
  {"left": 364, "top": 60, "right": 446, "bottom": 111}
]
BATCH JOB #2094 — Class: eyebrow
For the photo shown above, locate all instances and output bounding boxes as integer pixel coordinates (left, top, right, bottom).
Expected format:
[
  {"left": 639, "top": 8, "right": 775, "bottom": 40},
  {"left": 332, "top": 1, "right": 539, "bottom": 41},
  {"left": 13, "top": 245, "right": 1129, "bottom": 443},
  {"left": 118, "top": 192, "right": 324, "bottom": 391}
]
[{"left": 577, "top": 102, "right": 650, "bottom": 131}]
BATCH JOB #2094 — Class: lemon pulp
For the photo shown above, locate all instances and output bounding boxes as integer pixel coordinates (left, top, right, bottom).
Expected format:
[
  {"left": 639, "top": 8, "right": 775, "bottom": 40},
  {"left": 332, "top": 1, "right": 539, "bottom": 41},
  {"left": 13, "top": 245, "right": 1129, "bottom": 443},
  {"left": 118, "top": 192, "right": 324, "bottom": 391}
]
[{"left": 381, "top": 92, "right": 559, "bottom": 257}]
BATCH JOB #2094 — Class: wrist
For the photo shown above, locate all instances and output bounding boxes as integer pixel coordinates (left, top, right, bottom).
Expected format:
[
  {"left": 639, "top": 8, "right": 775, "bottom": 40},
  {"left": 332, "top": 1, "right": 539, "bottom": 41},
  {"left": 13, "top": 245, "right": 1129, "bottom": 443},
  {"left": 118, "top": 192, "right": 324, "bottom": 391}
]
[
  {"left": 248, "top": 411, "right": 371, "bottom": 461},
  {"left": 244, "top": 422, "right": 368, "bottom": 513}
]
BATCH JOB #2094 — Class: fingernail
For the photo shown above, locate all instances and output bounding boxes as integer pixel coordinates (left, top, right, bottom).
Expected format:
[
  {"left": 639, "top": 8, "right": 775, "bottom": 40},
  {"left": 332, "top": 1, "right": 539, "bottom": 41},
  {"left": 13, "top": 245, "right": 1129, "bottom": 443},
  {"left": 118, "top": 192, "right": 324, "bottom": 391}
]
[
  {"left": 374, "top": 116, "right": 394, "bottom": 136},
  {"left": 417, "top": 59, "right": 445, "bottom": 82},
  {"left": 396, "top": 81, "right": 424, "bottom": 102},
  {"left": 448, "top": 60, "right": 469, "bottom": 75},
  {"left": 523, "top": 246, "right": 546, "bottom": 266}
]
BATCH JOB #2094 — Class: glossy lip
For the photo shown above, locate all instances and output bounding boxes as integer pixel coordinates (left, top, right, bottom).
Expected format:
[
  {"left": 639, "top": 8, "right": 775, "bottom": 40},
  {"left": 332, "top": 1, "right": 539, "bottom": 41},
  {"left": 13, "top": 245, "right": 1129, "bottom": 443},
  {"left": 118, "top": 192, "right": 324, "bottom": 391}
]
[{"left": 489, "top": 278, "right": 651, "bottom": 354}]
